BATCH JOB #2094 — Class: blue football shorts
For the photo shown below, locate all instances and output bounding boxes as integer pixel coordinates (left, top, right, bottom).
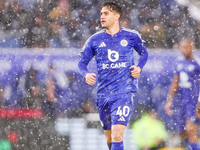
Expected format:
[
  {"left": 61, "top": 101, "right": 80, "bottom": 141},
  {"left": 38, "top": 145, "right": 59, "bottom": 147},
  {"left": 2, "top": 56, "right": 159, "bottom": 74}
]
[
  {"left": 97, "top": 92, "right": 134, "bottom": 130},
  {"left": 176, "top": 93, "right": 199, "bottom": 132}
]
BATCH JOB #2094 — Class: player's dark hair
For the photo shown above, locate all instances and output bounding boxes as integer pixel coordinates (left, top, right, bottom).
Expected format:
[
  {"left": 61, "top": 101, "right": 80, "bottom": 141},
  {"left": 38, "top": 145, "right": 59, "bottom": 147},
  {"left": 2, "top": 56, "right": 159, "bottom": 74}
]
[{"left": 102, "top": 1, "right": 123, "bottom": 17}]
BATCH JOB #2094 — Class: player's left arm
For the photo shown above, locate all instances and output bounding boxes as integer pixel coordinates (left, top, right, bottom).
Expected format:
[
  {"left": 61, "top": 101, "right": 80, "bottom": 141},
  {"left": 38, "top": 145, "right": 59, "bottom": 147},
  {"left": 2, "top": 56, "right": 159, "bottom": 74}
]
[{"left": 130, "top": 33, "right": 148, "bottom": 78}]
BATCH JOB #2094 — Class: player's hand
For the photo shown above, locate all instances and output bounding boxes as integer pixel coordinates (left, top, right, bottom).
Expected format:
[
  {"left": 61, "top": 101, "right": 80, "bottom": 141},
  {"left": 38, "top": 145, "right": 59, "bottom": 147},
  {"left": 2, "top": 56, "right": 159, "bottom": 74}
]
[
  {"left": 130, "top": 66, "right": 141, "bottom": 78},
  {"left": 196, "top": 102, "right": 200, "bottom": 118},
  {"left": 85, "top": 73, "right": 96, "bottom": 85},
  {"left": 165, "top": 99, "right": 173, "bottom": 116}
]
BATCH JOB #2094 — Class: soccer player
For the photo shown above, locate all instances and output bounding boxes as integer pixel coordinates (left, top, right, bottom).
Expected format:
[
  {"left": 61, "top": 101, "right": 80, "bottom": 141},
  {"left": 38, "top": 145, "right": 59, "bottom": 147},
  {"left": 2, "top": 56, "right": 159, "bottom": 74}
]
[
  {"left": 165, "top": 38, "right": 200, "bottom": 150},
  {"left": 78, "top": 2, "right": 148, "bottom": 150}
]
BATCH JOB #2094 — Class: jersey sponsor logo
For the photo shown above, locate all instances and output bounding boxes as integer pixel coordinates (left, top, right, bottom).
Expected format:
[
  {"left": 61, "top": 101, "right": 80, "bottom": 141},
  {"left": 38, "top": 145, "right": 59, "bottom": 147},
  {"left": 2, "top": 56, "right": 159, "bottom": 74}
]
[
  {"left": 120, "top": 39, "right": 128, "bottom": 47},
  {"left": 102, "top": 49, "right": 126, "bottom": 69},
  {"left": 108, "top": 49, "right": 119, "bottom": 62},
  {"left": 179, "top": 71, "right": 192, "bottom": 88},
  {"left": 99, "top": 42, "right": 106, "bottom": 47},
  {"left": 102, "top": 62, "right": 126, "bottom": 69}
]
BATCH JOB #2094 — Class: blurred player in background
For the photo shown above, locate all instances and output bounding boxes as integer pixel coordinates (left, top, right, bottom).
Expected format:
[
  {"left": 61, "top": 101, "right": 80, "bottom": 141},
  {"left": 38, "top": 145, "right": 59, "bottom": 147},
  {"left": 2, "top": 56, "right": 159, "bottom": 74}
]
[
  {"left": 165, "top": 38, "right": 200, "bottom": 150},
  {"left": 78, "top": 1, "right": 148, "bottom": 150}
]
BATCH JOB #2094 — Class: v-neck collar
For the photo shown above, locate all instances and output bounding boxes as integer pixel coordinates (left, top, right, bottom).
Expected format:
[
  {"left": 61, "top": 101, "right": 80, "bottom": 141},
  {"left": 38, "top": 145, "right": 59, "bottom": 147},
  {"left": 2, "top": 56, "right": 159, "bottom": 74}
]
[{"left": 104, "top": 26, "right": 123, "bottom": 37}]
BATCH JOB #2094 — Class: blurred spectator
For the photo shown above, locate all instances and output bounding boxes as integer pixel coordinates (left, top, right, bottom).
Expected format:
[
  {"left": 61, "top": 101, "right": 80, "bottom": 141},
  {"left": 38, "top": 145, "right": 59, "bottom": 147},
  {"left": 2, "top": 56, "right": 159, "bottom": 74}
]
[
  {"left": 65, "top": 20, "right": 83, "bottom": 47},
  {"left": 45, "top": 68, "right": 89, "bottom": 118},
  {"left": 0, "top": 85, "right": 5, "bottom": 108},
  {"left": 55, "top": 71, "right": 84, "bottom": 118},
  {"left": 42, "top": 64, "right": 58, "bottom": 117},
  {"left": 194, "top": 22, "right": 200, "bottom": 49},
  {"left": 48, "top": 20, "right": 62, "bottom": 48},
  {"left": 0, "top": 0, "right": 6, "bottom": 12},
  {"left": 20, "top": 2, "right": 49, "bottom": 48},
  {"left": 21, "top": 86, "right": 44, "bottom": 108},
  {"left": 49, "top": 0, "right": 70, "bottom": 22},
  {"left": 25, "top": 67, "right": 39, "bottom": 93},
  {"left": 81, "top": 99, "right": 96, "bottom": 114},
  {"left": 178, "top": 6, "right": 195, "bottom": 40},
  {"left": 138, "top": 0, "right": 162, "bottom": 24},
  {"left": 140, "top": 17, "right": 166, "bottom": 48},
  {"left": 132, "top": 105, "right": 168, "bottom": 150},
  {"left": 1, "top": 1, "right": 25, "bottom": 32},
  {"left": 30, "top": 15, "right": 49, "bottom": 48},
  {"left": 21, "top": 67, "right": 44, "bottom": 108},
  {"left": 164, "top": 6, "right": 196, "bottom": 49},
  {"left": 163, "top": 16, "right": 182, "bottom": 49},
  {"left": 0, "top": 1, "right": 25, "bottom": 48}
]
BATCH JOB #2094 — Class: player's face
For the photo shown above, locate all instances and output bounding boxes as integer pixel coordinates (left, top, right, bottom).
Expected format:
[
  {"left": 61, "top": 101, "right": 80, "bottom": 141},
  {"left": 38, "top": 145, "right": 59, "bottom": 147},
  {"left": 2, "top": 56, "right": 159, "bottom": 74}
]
[
  {"left": 100, "top": 6, "right": 119, "bottom": 28},
  {"left": 179, "top": 39, "right": 194, "bottom": 58}
]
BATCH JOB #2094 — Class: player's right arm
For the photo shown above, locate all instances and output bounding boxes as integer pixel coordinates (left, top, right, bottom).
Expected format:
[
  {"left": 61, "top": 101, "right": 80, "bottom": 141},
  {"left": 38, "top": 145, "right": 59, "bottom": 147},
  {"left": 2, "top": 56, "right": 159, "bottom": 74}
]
[
  {"left": 78, "top": 37, "right": 96, "bottom": 85},
  {"left": 165, "top": 74, "right": 179, "bottom": 116}
]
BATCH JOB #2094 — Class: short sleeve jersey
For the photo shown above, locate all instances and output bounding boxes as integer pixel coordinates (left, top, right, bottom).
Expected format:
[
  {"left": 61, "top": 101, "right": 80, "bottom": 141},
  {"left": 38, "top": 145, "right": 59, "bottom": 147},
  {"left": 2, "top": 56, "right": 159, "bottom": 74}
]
[
  {"left": 175, "top": 57, "right": 200, "bottom": 100},
  {"left": 78, "top": 27, "right": 148, "bottom": 99}
]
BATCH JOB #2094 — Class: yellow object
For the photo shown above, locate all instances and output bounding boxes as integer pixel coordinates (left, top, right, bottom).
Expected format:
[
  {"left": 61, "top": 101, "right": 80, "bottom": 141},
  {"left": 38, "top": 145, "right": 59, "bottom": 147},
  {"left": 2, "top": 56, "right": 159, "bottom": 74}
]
[
  {"left": 49, "top": 7, "right": 70, "bottom": 21},
  {"left": 49, "top": 7, "right": 62, "bottom": 19},
  {"left": 132, "top": 113, "right": 168, "bottom": 149},
  {"left": 159, "top": 147, "right": 184, "bottom": 150}
]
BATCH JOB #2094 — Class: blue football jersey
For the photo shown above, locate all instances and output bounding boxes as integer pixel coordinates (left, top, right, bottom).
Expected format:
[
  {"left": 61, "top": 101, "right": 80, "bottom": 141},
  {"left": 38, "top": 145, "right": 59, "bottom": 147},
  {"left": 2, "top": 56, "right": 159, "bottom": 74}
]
[
  {"left": 175, "top": 57, "right": 200, "bottom": 100},
  {"left": 78, "top": 27, "right": 148, "bottom": 98}
]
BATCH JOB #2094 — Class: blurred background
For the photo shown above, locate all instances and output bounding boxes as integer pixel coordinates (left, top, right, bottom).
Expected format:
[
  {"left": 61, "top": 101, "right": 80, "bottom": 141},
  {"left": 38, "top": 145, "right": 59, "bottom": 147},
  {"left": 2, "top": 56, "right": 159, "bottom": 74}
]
[{"left": 0, "top": 0, "right": 199, "bottom": 149}]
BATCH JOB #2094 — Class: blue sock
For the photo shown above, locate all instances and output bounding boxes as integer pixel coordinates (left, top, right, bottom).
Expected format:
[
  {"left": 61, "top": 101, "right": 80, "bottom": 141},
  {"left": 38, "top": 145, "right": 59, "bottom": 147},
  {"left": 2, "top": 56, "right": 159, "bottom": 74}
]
[
  {"left": 187, "top": 140, "right": 198, "bottom": 150},
  {"left": 111, "top": 141, "right": 123, "bottom": 150},
  {"left": 107, "top": 143, "right": 112, "bottom": 150}
]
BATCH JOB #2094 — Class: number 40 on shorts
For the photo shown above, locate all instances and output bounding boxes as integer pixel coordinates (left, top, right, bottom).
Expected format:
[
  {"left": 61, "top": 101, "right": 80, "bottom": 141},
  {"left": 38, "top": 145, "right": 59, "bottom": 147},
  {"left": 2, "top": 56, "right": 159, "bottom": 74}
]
[{"left": 116, "top": 106, "right": 130, "bottom": 117}]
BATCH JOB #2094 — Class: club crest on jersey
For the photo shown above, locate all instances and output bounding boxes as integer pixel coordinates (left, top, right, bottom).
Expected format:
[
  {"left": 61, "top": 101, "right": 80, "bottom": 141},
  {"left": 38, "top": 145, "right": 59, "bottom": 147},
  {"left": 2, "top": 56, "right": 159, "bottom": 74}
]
[
  {"left": 120, "top": 39, "right": 128, "bottom": 47},
  {"left": 108, "top": 49, "right": 119, "bottom": 62}
]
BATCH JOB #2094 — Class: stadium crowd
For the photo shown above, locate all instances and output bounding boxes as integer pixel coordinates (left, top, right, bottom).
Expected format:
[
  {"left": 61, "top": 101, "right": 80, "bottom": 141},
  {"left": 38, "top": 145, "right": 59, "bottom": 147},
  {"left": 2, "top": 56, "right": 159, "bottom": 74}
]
[
  {"left": 0, "top": 64, "right": 96, "bottom": 118},
  {"left": 0, "top": 0, "right": 200, "bottom": 49}
]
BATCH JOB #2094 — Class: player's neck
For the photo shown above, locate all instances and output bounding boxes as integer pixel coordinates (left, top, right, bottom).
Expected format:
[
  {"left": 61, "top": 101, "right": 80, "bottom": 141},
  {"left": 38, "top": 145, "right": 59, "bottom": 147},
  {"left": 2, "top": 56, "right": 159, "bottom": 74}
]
[
  {"left": 106, "top": 24, "right": 120, "bottom": 35},
  {"left": 185, "top": 54, "right": 193, "bottom": 60}
]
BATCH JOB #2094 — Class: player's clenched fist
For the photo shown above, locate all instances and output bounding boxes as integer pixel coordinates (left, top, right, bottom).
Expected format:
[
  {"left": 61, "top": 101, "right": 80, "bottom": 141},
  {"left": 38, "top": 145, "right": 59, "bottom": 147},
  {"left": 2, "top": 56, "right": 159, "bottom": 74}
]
[
  {"left": 85, "top": 73, "right": 97, "bottom": 85},
  {"left": 130, "top": 65, "right": 141, "bottom": 78}
]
